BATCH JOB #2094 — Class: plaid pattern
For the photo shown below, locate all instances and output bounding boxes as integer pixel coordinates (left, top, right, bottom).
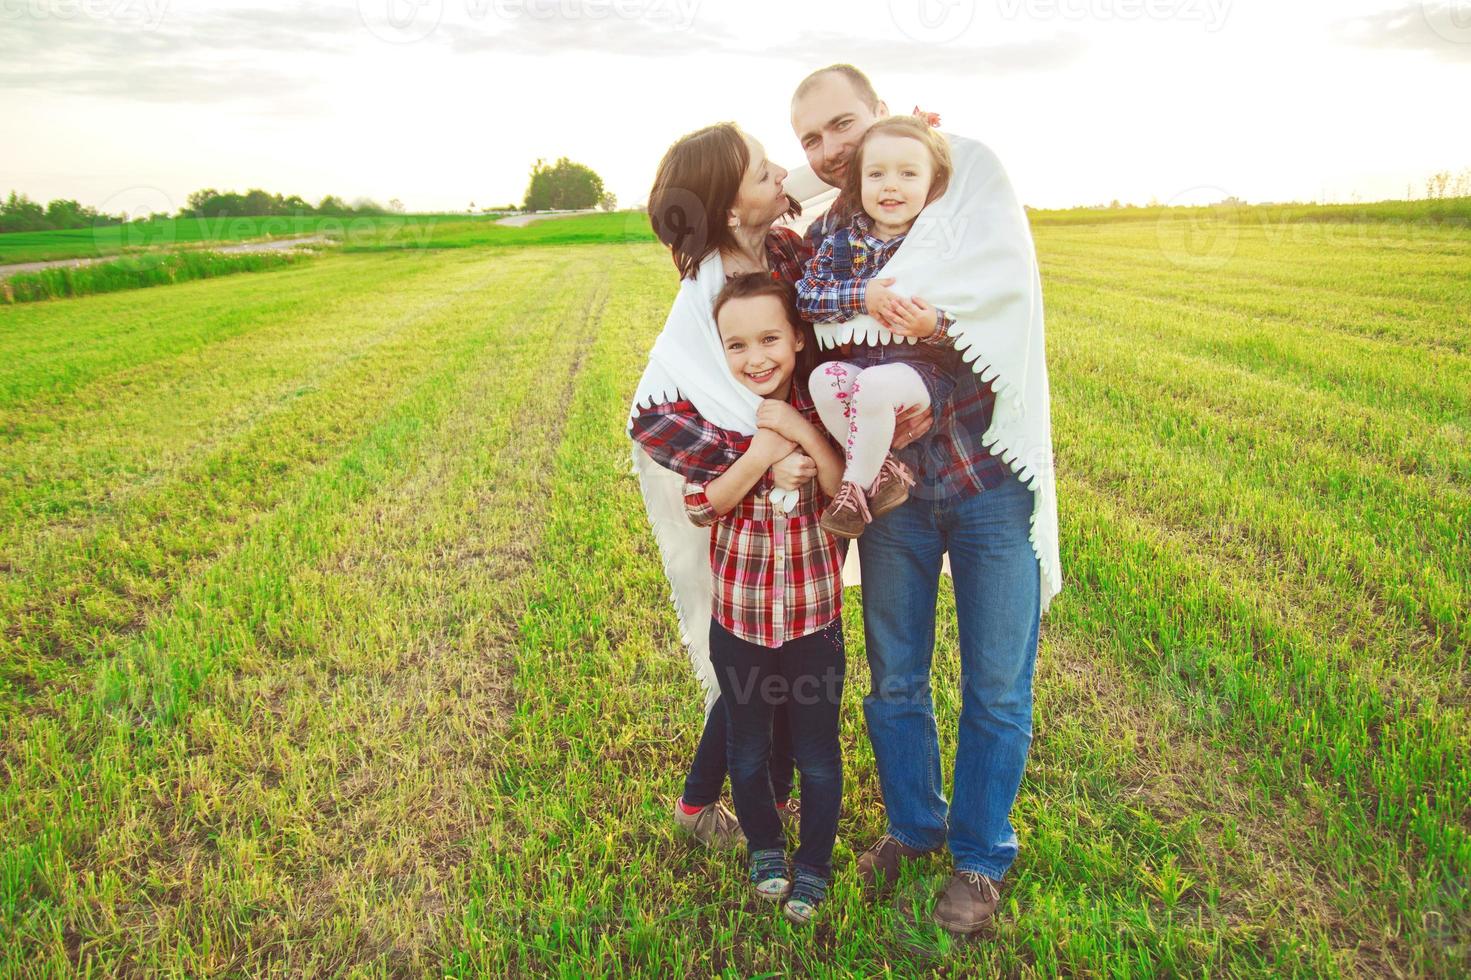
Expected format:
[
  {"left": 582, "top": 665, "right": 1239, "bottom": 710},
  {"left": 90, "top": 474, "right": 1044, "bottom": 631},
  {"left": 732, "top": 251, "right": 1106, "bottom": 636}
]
[
  {"left": 801, "top": 199, "right": 1011, "bottom": 501},
  {"left": 796, "top": 210, "right": 955, "bottom": 337},
  {"left": 629, "top": 226, "right": 813, "bottom": 484},
  {"left": 680, "top": 384, "right": 844, "bottom": 649}
]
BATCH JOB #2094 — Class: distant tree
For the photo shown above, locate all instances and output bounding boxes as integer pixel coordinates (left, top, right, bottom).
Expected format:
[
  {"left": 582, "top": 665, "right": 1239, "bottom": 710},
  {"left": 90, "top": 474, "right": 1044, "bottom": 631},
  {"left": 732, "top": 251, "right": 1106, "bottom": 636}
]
[
  {"left": 1426, "top": 172, "right": 1451, "bottom": 199},
  {"left": 317, "top": 195, "right": 349, "bottom": 215},
  {"left": 389, "top": 198, "right": 405, "bottom": 213},
  {"left": 523, "top": 157, "right": 605, "bottom": 211},
  {"left": 599, "top": 191, "right": 618, "bottom": 211}
]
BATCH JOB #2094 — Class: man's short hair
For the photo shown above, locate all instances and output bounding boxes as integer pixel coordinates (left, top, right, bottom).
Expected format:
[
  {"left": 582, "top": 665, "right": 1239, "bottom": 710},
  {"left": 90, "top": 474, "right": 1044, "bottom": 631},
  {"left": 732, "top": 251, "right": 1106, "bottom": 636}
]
[{"left": 793, "top": 63, "right": 880, "bottom": 111}]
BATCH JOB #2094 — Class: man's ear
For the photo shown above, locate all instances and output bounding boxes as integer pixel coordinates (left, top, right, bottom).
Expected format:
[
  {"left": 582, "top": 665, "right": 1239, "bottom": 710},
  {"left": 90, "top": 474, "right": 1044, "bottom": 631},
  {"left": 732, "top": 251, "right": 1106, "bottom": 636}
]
[{"left": 875, "top": 100, "right": 889, "bottom": 119}]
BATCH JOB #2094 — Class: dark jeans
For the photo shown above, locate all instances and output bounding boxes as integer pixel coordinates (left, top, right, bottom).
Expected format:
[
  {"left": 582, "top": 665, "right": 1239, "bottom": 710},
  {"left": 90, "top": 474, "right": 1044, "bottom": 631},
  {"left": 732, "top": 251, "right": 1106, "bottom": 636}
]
[
  {"left": 682, "top": 694, "right": 795, "bottom": 808},
  {"left": 710, "top": 616, "right": 846, "bottom": 878}
]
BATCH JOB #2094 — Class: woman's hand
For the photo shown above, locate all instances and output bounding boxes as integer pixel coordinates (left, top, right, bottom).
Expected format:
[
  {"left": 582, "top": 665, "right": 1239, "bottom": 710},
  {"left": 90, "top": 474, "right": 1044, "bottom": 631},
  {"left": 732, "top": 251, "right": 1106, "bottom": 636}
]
[
  {"left": 891, "top": 405, "right": 935, "bottom": 450},
  {"left": 750, "top": 427, "right": 798, "bottom": 464},
  {"left": 755, "top": 399, "right": 807, "bottom": 442},
  {"left": 769, "top": 450, "right": 817, "bottom": 490},
  {"left": 883, "top": 295, "right": 939, "bottom": 339}
]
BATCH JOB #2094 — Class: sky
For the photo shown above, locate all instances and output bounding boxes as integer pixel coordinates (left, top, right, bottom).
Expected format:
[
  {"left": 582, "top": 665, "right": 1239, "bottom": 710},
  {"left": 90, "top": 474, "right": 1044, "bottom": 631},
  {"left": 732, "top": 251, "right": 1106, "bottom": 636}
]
[{"left": 2, "top": 0, "right": 1469, "bottom": 215}]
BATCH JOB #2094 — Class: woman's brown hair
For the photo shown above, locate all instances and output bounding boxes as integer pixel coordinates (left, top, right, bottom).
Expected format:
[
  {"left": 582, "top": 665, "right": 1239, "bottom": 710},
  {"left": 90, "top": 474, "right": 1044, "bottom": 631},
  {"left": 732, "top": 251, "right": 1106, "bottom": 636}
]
[
  {"left": 841, "top": 115, "right": 953, "bottom": 212},
  {"left": 712, "top": 273, "right": 819, "bottom": 383},
  {"left": 647, "top": 123, "right": 800, "bottom": 280}
]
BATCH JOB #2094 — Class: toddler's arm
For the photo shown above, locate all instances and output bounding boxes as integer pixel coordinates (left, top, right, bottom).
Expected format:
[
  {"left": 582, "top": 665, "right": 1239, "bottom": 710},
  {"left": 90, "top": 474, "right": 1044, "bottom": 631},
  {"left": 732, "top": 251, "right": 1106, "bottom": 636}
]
[{"left": 795, "top": 235, "right": 870, "bottom": 323}]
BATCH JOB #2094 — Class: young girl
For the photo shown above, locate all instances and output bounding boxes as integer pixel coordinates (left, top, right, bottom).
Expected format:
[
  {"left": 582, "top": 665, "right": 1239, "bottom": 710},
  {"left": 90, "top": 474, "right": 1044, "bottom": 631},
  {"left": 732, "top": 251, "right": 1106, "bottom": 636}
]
[
  {"left": 796, "top": 115, "right": 960, "bottom": 539},
  {"left": 685, "top": 273, "right": 847, "bottom": 925}
]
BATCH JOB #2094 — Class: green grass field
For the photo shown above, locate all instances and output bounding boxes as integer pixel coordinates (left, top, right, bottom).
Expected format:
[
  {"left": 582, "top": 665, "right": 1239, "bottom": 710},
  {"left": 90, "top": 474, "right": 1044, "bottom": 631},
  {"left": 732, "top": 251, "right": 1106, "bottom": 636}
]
[
  {"left": 0, "top": 212, "right": 655, "bottom": 264},
  {"left": 0, "top": 213, "right": 1466, "bottom": 976}
]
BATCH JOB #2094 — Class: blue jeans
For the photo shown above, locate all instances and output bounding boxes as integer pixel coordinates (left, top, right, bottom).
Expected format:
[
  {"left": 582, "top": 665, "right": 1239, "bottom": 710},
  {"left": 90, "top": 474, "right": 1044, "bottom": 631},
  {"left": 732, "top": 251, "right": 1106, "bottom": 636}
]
[
  {"left": 709, "top": 617, "right": 845, "bottom": 879},
  {"left": 857, "top": 472, "right": 1040, "bottom": 880},
  {"left": 682, "top": 694, "right": 795, "bottom": 809}
]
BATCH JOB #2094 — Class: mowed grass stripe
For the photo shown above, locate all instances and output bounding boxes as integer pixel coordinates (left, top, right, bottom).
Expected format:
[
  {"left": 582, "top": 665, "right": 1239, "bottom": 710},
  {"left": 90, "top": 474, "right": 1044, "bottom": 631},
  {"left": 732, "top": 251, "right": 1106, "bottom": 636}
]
[
  {"left": 1054, "top": 480, "right": 1468, "bottom": 941},
  {"left": 0, "top": 249, "right": 567, "bottom": 544},
  {"left": 0, "top": 250, "right": 576, "bottom": 715},
  {"left": 2, "top": 245, "right": 608, "bottom": 971},
  {"left": 1050, "top": 292, "right": 1469, "bottom": 652}
]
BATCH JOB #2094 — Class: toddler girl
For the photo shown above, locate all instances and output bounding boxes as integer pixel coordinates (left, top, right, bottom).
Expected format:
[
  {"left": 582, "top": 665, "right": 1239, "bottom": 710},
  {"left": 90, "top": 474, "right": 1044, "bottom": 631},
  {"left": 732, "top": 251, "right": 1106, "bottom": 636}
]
[{"left": 796, "top": 115, "right": 960, "bottom": 538}]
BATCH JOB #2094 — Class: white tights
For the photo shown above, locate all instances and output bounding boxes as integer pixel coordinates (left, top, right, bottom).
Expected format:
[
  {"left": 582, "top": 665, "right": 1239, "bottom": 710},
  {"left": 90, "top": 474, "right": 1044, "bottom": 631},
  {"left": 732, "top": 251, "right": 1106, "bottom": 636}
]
[{"left": 808, "top": 361, "right": 931, "bottom": 490}]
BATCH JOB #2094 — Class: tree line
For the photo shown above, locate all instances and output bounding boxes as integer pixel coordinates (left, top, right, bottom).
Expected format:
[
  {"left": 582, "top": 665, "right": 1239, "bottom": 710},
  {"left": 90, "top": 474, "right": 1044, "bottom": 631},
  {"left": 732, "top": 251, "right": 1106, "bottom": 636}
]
[{"left": 0, "top": 188, "right": 403, "bottom": 234}]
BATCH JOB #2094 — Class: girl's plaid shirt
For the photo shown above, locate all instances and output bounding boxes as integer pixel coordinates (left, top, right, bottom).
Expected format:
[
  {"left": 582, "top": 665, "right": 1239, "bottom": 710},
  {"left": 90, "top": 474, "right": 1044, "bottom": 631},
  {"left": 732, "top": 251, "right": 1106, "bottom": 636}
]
[{"left": 678, "top": 383, "right": 845, "bottom": 649}]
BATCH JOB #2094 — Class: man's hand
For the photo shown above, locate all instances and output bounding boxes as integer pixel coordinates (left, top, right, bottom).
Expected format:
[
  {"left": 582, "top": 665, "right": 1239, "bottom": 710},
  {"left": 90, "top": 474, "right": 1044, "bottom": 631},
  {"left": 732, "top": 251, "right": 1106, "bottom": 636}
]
[
  {"left": 769, "top": 450, "right": 817, "bottom": 490},
  {"left": 755, "top": 399, "right": 807, "bottom": 442},
  {"left": 884, "top": 295, "right": 939, "bottom": 339},
  {"left": 750, "top": 428, "right": 797, "bottom": 464},
  {"left": 864, "top": 277, "right": 902, "bottom": 328},
  {"left": 891, "top": 405, "right": 935, "bottom": 451}
]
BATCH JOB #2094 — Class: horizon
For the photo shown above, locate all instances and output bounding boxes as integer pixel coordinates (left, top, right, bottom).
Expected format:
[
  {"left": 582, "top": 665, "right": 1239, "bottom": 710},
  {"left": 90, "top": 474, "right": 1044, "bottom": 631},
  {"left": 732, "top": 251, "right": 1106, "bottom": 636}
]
[{"left": 4, "top": 0, "right": 1470, "bottom": 217}]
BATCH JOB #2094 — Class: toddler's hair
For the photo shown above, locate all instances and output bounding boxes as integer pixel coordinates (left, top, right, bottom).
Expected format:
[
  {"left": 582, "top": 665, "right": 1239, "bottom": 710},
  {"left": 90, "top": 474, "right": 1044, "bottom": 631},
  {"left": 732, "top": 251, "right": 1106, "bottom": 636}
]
[
  {"left": 842, "top": 115, "right": 953, "bottom": 210},
  {"left": 713, "top": 273, "right": 818, "bottom": 380}
]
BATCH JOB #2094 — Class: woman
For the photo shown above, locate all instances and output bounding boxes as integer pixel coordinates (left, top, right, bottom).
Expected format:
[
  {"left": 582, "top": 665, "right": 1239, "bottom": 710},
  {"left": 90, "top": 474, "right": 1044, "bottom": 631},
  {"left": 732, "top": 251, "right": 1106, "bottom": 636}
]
[{"left": 628, "top": 123, "right": 819, "bottom": 847}]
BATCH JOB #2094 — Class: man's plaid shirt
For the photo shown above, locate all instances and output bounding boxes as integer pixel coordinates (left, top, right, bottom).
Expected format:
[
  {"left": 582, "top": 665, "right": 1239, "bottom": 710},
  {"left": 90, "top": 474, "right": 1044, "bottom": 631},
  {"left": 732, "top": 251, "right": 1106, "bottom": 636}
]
[
  {"left": 680, "top": 382, "right": 844, "bottom": 648},
  {"left": 803, "top": 197, "right": 1012, "bottom": 501}
]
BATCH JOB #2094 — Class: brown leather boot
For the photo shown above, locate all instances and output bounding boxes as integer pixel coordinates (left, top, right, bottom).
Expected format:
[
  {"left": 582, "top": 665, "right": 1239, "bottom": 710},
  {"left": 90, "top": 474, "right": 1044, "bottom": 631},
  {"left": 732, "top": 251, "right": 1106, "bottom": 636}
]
[
  {"left": 855, "top": 834, "right": 936, "bottom": 891},
  {"left": 933, "top": 870, "right": 1002, "bottom": 934}
]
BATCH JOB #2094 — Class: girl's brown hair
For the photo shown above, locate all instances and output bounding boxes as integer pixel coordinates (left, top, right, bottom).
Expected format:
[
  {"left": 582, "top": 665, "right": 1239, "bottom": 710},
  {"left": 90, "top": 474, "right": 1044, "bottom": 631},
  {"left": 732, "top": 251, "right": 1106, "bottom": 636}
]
[
  {"left": 647, "top": 123, "right": 800, "bottom": 281},
  {"left": 842, "top": 115, "right": 953, "bottom": 212},
  {"left": 712, "top": 273, "right": 819, "bottom": 383}
]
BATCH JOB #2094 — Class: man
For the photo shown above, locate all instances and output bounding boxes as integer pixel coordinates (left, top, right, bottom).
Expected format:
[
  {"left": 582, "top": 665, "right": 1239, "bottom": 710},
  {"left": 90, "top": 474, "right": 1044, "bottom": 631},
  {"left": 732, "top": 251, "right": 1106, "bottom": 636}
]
[{"left": 789, "top": 63, "right": 1053, "bottom": 935}]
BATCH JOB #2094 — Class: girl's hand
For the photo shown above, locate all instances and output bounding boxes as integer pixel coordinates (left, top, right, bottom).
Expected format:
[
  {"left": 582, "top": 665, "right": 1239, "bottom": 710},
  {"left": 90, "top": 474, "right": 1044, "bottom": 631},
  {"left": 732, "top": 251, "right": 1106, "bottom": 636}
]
[
  {"left": 865, "top": 277, "right": 902, "bottom": 328},
  {"left": 750, "top": 427, "right": 797, "bottom": 464},
  {"left": 756, "top": 399, "right": 806, "bottom": 441},
  {"left": 769, "top": 450, "right": 817, "bottom": 490},
  {"left": 891, "top": 405, "right": 935, "bottom": 450},
  {"left": 883, "top": 295, "right": 939, "bottom": 339}
]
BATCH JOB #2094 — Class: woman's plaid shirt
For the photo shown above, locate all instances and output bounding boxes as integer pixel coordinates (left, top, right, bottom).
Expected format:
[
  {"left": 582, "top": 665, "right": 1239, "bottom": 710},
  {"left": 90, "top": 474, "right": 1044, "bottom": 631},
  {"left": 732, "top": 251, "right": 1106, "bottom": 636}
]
[{"left": 679, "top": 383, "right": 845, "bottom": 649}]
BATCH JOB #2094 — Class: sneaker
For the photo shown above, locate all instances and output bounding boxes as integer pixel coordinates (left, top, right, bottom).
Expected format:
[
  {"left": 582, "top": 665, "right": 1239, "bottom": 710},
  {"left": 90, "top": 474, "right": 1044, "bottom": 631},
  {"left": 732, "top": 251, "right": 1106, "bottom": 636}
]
[
  {"left": 855, "top": 834, "right": 938, "bottom": 892},
  {"left": 673, "top": 798, "right": 742, "bottom": 849},
  {"left": 820, "top": 481, "right": 872, "bottom": 539},
  {"left": 933, "top": 870, "right": 1002, "bottom": 934},
  {"left": 866, "top": 456, "right": 914, "bottom": 519},
  {"left": 782, "top": 868, "right": 829, "bottom": 925},
  {"left": 748, "top": 848, "right": 791, "bottom": 902}
]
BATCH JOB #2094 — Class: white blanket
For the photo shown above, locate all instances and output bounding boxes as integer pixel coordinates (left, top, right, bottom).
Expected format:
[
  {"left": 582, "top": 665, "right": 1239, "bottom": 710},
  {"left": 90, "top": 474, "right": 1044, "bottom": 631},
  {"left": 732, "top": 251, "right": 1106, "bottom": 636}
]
[
  {"left": 628, "top": 132, "right": 1061, "bottom": 712},
  {"left": 810, "top": 133, "right": 1062, "bottom": 612}
]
